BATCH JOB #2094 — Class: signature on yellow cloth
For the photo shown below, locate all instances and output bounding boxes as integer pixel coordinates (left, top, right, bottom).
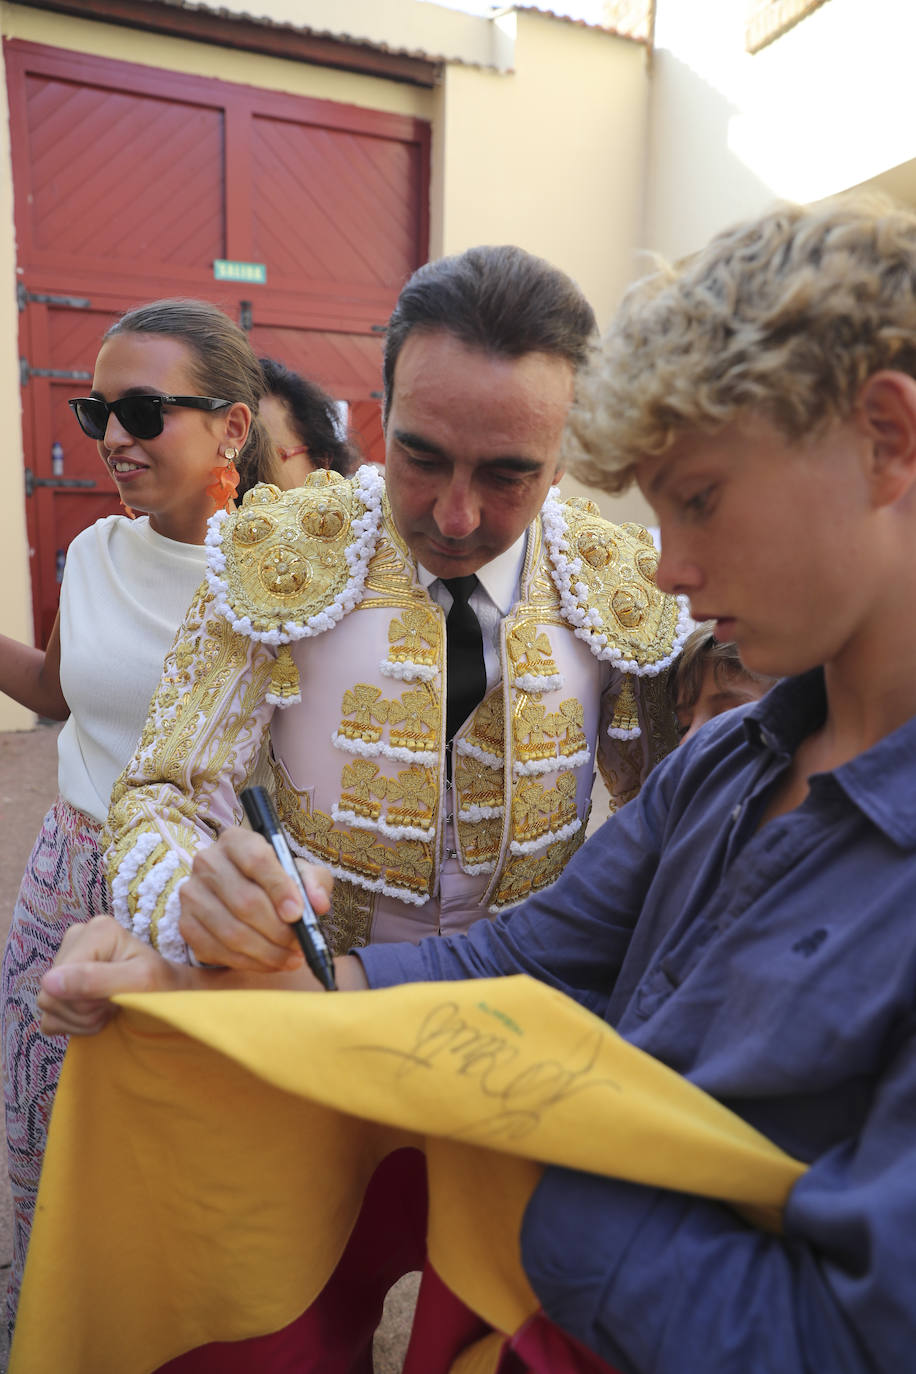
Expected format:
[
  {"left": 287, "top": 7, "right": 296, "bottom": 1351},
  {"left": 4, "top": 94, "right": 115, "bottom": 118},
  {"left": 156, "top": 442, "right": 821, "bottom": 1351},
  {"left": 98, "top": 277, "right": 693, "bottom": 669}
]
[{"left": 12, "top": 976, "right": 804, "bottom": 1373}]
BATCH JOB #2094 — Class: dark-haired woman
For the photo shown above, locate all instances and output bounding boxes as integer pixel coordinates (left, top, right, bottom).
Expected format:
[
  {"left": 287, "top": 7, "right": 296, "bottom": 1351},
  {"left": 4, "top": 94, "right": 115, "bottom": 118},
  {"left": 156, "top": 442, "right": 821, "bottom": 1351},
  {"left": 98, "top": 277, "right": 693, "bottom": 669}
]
[{"left": 259, "top": 354, "right": 360, "bottom": 486}]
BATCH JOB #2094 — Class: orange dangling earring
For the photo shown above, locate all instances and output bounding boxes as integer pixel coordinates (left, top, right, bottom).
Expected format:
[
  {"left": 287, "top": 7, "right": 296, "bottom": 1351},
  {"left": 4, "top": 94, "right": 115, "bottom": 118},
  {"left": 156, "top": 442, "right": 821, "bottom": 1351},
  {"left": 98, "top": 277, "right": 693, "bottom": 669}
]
[{"left": 207, "top": 446, "right": 240, "bottom": 512}]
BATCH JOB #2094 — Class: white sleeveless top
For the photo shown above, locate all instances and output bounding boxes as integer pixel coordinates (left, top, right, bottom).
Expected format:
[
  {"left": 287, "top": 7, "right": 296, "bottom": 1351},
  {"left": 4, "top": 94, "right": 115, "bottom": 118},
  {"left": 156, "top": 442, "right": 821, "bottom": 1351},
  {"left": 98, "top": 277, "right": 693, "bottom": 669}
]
[{"left": 56, "top": 515, "right": 207, "bottom": 823}]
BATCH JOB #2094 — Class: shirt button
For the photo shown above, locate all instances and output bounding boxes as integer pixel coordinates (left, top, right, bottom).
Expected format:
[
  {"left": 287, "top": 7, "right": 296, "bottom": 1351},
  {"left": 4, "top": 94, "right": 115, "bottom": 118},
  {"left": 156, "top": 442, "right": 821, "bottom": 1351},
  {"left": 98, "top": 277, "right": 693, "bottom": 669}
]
[{"left": 730, "top": 804, "right": 742, "bottom": 823}]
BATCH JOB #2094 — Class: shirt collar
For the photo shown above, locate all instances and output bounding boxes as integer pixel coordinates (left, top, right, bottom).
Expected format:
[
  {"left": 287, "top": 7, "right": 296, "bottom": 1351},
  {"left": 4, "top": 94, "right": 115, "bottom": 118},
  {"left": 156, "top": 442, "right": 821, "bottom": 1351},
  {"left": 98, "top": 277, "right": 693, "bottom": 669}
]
[
  {"left": 744, "top": 669, "right": 916, "bottom": 849},
  {"left": 417, "top": 531, "right": 528, "bottom": 616}
]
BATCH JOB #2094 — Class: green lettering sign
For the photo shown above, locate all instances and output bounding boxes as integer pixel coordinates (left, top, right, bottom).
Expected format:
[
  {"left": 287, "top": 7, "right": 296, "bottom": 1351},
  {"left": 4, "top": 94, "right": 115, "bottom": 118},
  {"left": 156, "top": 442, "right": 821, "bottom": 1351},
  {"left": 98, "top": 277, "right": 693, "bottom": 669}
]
[{"left": 213, "top": 259, "right": 267, "bottom": 285}]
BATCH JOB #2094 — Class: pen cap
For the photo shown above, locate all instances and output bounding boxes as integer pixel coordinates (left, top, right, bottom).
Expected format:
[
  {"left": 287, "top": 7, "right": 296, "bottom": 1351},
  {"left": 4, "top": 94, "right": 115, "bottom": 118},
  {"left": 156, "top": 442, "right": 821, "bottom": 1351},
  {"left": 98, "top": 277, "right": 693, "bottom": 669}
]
[{"left": 240, "top": 786, "right": 277, "bottom": 835}]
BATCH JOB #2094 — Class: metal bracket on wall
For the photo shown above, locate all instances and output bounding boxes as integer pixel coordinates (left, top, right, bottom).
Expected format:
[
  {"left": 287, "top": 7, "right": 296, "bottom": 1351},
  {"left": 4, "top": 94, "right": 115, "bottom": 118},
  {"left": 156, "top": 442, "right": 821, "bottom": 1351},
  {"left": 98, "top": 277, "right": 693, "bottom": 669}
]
[
  {"left": 20, "top": 360, "right": 92, "bottom": 386},
  {"left": 17, "top": 285, "right": 91, "bottom": 311},
  {"left": 24, "top": 469, "right": 97, "bottom": 498},
  {"left": 239, "top": 300, "right": 253, "bottom": 332}
]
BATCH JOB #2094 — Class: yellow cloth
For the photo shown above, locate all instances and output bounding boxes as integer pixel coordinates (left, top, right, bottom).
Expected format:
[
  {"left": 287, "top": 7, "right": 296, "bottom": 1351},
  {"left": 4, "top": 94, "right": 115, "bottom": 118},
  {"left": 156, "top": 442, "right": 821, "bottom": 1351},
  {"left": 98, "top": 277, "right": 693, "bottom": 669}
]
[{"left": 12, "top": 977, "right": 804, "bottom": 1373}]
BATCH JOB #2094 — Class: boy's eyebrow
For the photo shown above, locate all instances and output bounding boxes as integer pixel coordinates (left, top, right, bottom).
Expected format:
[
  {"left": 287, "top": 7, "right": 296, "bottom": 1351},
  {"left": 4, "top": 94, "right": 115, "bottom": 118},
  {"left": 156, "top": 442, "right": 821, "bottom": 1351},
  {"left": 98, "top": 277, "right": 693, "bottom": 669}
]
[
  {"left": 647, "top": 457, "right": 675, "bottom": 496},
  {"left": 709, "top": 688, "right": 759, "bottom": 707},
  {"left": 392, "top": 429, "right": 543, "bottom": 473}
]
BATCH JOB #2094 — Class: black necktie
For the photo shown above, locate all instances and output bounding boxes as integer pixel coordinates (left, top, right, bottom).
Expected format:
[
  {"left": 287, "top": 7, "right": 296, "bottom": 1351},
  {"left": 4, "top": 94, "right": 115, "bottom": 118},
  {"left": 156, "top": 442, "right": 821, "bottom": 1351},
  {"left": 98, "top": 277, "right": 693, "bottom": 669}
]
[{"left": 443, "top": 575, "right": 487, "bottom": 744}]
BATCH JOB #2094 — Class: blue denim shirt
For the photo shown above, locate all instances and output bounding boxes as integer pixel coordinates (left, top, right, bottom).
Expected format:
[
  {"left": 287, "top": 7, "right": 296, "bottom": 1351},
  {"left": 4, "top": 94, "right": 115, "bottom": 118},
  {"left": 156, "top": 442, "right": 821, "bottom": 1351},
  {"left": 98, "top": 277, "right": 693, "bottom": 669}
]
[{"left": 359, "top": 670, "right": 916, "bottom": 1373}]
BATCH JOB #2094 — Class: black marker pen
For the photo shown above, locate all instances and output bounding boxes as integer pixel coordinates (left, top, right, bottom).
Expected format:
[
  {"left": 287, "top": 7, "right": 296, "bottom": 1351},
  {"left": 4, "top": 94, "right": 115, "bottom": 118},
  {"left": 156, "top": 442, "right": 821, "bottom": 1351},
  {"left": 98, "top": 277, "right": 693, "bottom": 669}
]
[{"left": 240, "top": 785, "right": 337, "bottom": 991}]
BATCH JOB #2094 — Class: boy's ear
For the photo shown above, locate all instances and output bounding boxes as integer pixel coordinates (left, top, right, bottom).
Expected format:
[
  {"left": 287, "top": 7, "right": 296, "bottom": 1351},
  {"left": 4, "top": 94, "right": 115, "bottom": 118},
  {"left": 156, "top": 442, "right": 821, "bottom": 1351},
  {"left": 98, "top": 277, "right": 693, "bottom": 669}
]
[{"left": 858, "top": 371, "right": 916, "bottom": 505}]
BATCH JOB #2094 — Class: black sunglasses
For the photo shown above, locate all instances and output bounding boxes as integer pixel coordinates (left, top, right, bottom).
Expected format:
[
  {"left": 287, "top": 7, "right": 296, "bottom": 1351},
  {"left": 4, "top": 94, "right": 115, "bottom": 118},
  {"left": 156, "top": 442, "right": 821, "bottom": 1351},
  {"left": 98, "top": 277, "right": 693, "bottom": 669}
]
[{"left": 68, "top": 394, "right": 231, "bottom": 442}]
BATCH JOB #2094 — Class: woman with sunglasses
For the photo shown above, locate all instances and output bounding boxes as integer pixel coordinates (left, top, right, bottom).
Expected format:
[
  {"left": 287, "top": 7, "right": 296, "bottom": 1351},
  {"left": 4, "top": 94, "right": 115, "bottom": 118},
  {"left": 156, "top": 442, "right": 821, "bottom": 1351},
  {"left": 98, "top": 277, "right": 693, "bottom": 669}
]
[
  {"left": 259, "top": 354, "right": 360, "bottom": 486},
  {"left": 0, "top": 297, "right": 273, "bottom": 1334}
]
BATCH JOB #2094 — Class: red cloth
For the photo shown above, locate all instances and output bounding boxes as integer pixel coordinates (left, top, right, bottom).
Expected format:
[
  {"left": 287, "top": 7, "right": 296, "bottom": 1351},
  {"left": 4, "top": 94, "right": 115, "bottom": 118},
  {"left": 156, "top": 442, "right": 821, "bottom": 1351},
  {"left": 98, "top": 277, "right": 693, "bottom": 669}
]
[
  {"left": 403, "top": 1263, "right": 623, "bottom": 1374},
  {"left": 158, "top": 1148, "right": 428, "bottom": 1374},
  {"left": 158, "top": 1148, "right": 622, "bottom": 1374}
]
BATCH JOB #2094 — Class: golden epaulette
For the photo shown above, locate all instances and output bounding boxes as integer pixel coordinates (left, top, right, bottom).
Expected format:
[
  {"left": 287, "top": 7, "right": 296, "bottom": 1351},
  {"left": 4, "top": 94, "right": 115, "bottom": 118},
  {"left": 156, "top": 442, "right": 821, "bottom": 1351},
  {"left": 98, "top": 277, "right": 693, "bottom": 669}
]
[
  {"left": 548, "top": 495, "right": 687, "bottom": 672},
  {"left": 206, "top": 468, "right": 384, "bottom": 641}
]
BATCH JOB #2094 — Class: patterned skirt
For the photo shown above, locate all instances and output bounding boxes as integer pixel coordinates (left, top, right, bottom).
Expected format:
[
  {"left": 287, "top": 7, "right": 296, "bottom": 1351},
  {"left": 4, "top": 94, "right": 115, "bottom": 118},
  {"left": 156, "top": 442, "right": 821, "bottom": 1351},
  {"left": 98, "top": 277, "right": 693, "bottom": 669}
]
[{"left": 1, "top": 796, "right": 108, "bottom": 1332}]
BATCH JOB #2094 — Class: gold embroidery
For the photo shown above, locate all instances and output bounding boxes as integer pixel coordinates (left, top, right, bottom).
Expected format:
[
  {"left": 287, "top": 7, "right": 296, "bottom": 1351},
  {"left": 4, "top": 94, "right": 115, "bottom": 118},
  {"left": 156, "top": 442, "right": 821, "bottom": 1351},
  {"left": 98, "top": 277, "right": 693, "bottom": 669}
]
[
  {"left": 387, "top": 683, "right": 440, "bottom": 753},
  {"left": 270, "top": 767, "right": 342, "bottom": 867},
  {"left": 577, "top": 529, "right": 618, "bottom": 572},
  {"left": 457, "top": 815, "right": 503, "bottom": 867},
  {"left": 598, "top": 736, "right": 645, "bottom": 813},
  {"left": 507, "top": 621, "right": 559, "bottom": 685},
  {"left": 363, "top": 531, "right": 418, "bottom": 596},
  {"left": 326, "top": 880, "right": 375, "bottom": 952},
  {"left": 609, "top": 677, "right": 640, "bottom": 736},
  {"left": 234, "top": 508, "right": 277, "bottom": 545},
  {"left": 611, "top": 583, "right": 650, "bottom": 630},
  {"left": 513, "top": 698, "right": 556, "bottom": 764},
  {"left": 338, "top": 828, "right": 389, "bottom": 879},
  {"left": 635, "top": 546, "right": 659, "bottom": 582},
  {"left": 550, "top": 699, "right": 587, "bottom": 758},
  {"left": 219, "top": 472, "right": 359, "bottom": 635},
  {"left": 489, "top": 827, "right": 586, "bottom": 910},
  {"left": 274, "top": 755, "right": 436, "bottom": 901},
  {"left": 387, "top": 605, "right": 440, "bottom": 667},
  {"left": 259, "top": 544, "right": 312, "bottom": 597},
  {"left": 462, "top": 690, "right": 504, "bottom": 759},
  {"left": 386, "top": 838, "right": 435, "bottom": 895},
  {"left": 109, "top": 584, "right": 274, "bottom": 832},
  {"left": 510, "top": 773, "right": 578, "bottom": 845},
  {"left": 269, "top": 643, "right": 300, "bottom": 701},
  {"left": 386, "top": 765, "right": 437, "bottom": 829},
  {"left": 339, "top": 760, "right": 388, "bottom": 821},
  {"left": 640, "top": 666, "right": 680, "bottom": 767},
  {"left": 339, "top": 684, "right": 389, "bottom": 744},
  {"left": 455, "top": 753, "right": 504, "bottom": 811},
  {"left": 560, "top": 506, "right": 682, "bottom": 668},
  {"left": 297, "top": 808, "right": 341, "bottom": 865}
]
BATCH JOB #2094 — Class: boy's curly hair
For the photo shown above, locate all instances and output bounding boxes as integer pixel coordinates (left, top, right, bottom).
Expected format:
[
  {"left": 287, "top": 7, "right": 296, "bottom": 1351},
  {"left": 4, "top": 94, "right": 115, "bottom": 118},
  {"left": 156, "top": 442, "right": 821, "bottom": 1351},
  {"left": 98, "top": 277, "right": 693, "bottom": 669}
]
[{"left": 565, "top": 194, "right": 916, "bottom": 492}]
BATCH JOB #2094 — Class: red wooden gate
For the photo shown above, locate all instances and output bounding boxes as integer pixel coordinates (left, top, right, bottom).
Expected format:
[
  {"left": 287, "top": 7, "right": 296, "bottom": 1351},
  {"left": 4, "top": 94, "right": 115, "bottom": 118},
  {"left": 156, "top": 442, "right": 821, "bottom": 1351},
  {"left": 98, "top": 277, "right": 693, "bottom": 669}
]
[{"left": 5, "top": 39, "right": 429, "bottom": 644}]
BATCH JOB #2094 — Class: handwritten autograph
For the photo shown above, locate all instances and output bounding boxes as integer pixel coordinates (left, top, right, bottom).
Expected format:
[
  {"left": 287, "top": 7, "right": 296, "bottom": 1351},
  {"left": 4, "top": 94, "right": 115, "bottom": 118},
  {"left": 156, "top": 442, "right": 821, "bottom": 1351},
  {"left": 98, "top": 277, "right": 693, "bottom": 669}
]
[{"left": 346, "top": 1000, "right": 621, "bottom": 1141}]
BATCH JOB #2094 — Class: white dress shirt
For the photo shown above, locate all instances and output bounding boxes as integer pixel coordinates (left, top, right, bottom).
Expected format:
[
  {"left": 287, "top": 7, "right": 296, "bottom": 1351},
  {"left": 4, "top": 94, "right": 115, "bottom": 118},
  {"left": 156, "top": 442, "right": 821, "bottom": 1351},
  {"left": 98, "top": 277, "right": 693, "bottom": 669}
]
[{"left": 417, "top": 532, "right": 528, "bottom": 694}]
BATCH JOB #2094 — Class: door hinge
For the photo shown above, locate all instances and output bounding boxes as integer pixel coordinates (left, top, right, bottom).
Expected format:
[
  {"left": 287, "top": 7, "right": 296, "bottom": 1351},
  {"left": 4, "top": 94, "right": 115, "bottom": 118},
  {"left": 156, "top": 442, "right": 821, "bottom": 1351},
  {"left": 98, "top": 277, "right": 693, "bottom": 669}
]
[
  {"left": 24, "top": 469, "right": 97, "bottom": 498},
  {"left": 20, "top": 360, "right": 92, "bottom": 386},
  {"left": 17, "top": 285, "right": 92, "bottom": 312}
]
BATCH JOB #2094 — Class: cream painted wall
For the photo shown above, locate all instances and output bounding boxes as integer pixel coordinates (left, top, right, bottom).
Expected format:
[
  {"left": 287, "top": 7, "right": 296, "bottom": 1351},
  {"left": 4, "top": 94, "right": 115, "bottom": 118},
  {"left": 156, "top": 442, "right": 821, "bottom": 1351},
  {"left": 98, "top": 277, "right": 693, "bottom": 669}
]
[
  {"left": 436, "top": 11, "right": 649, "bottom": 329},
  {"left": 434, "top": 10, "right": 655, "bottom": 527},
  {"left": 0, "top": 36, "right": 31, "bottom": 730},
  {"left": 646, "top": 0, "right": 916, "bottom": 262}
]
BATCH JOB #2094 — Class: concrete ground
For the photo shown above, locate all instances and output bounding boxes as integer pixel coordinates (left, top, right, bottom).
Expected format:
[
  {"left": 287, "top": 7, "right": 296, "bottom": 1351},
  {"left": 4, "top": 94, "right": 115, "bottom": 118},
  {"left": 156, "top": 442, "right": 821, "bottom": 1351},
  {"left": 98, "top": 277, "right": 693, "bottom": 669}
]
[{"left": 0, "top": 722, "right": 418, "bottom": 1373}]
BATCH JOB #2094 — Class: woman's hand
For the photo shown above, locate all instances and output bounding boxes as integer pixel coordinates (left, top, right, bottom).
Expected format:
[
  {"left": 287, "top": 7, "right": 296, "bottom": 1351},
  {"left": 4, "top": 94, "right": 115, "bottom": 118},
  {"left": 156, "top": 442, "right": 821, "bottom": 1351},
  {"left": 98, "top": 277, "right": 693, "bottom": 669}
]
[{"left": 38, "top": 916, "right": 186, "bottom": 1036}]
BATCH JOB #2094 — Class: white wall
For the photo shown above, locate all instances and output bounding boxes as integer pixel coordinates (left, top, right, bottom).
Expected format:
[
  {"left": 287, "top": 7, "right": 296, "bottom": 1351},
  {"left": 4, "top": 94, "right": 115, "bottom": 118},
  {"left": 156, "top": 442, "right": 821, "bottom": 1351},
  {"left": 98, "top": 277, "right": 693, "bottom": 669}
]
[{"left": 647, "top": 0, "right": 916, "bottom": 262}]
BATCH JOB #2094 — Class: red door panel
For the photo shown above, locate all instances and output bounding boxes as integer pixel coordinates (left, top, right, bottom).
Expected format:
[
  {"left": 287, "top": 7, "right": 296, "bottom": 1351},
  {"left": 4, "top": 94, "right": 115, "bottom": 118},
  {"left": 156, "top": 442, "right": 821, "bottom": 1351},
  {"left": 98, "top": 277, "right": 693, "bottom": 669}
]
[
  {"left": 251, "top": 115, "right": 423, "bottom": 290},
  {"left": 24, "top": 76, "right": 225, "bottom": 269},
  {"left": 348, "top": 401, "right": 387, "bottom": 467},
  {"left": 22, "top": 299, "right": 126, "bottom": 646}
]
